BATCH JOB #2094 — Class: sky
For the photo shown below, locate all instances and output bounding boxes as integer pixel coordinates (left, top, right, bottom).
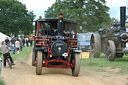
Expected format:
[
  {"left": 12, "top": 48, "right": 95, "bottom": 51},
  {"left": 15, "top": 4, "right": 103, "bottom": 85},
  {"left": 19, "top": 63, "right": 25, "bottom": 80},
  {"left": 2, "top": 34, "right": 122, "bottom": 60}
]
[{"left": 19, "top": 0, "right": 128, "bottom": 21}]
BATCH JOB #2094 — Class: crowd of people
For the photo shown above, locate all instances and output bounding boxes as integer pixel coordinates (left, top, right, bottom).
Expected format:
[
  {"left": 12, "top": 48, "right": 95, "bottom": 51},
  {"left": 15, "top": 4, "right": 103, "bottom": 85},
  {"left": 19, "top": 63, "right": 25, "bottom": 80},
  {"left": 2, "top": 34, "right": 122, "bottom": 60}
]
[
  {"left": 5, "top": 36, "right": 33, "bottom": 54},
  {"left": 0, "top": 35, "right": 33, "bottom": 68}
]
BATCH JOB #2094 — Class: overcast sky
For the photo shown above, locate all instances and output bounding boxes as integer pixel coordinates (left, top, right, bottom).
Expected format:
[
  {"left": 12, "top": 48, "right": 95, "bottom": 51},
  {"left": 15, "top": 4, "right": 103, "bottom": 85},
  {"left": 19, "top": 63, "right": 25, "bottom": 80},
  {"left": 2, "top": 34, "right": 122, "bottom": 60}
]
[{"left": 19, "top": 0, "right": 128, "bottom": 20}]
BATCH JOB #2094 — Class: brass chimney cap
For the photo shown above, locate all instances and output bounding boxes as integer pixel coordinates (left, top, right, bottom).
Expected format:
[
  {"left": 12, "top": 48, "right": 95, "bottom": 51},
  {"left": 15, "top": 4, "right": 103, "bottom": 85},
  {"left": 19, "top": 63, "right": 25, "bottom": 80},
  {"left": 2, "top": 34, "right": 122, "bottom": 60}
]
[
  {"left": 39, "top": 16, "right": 42, "bottom": 19},
  {"left": 58, "top": 13, "right": 64, "bottom": 18}
]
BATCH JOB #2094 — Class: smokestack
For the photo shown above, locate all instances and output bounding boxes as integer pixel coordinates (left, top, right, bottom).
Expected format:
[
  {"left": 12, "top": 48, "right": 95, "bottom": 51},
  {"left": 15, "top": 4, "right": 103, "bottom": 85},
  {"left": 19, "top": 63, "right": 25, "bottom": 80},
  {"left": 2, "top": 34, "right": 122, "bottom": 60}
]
[
  {"left": 57, "top": 14, "right": 64, "bottom": 36},
  {"left": 120, "top": 6, "right": 126, "bottom": 31}
]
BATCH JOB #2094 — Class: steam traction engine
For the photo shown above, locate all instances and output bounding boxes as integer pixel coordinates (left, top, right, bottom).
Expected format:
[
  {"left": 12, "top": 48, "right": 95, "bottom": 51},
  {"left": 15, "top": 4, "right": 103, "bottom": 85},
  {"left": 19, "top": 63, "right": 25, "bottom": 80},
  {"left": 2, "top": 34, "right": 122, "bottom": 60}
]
[
  {"left": 90, "top": 6, "right": 128, "bottom": 61},
  {"left": 32, "top": 14, "right": 81, "bottom": 76}
]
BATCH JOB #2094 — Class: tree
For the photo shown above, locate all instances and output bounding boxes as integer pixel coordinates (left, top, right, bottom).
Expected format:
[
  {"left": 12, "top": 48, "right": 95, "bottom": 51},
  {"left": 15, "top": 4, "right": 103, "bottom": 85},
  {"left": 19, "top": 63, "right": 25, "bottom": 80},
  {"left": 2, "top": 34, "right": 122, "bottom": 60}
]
[
  {"left": 110, "top": 17, "right": 119, "bottom": 23},
  {"left": 45, "top": 0, "right": 110, "bottom": 32},
  {"left": 0, "top": 0, "right": 35, "bottom": 36}
]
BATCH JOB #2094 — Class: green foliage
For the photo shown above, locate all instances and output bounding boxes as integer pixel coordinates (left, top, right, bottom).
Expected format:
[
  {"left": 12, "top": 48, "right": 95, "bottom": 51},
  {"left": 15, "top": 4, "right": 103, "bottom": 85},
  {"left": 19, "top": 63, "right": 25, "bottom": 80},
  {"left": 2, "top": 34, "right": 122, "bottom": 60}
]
[
  {"left": 45, "top": 0, "right": 111, "bottom": 32},
  {"left": 110, "top": 17, "right": 119, "bottom": 24},
  {"left": 0, "top": 0, "right": 35, "bottom": 36}
]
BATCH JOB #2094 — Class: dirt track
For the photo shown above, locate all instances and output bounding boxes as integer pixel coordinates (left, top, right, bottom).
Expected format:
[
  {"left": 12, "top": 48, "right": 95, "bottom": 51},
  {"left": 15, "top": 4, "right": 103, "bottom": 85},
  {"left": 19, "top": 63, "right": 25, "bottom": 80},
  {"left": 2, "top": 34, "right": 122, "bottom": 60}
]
[{"left": 1, "top": 52, "right": 128, "bottom": 85}]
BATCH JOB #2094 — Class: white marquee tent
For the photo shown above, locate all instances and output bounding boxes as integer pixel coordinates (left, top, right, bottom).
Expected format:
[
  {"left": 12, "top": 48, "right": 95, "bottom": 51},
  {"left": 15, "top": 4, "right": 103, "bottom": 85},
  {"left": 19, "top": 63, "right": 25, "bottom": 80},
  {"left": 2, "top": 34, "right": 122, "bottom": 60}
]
[{"left": 0, "top": 32, "right": 10, "bottom": 46}]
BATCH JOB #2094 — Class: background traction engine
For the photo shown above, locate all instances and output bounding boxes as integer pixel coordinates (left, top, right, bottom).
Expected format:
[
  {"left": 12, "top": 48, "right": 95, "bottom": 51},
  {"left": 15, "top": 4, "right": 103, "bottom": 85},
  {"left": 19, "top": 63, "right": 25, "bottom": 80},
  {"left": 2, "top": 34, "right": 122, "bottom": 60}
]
[{"left": 90, "top": 6, "right": 128, "bottom": 61}]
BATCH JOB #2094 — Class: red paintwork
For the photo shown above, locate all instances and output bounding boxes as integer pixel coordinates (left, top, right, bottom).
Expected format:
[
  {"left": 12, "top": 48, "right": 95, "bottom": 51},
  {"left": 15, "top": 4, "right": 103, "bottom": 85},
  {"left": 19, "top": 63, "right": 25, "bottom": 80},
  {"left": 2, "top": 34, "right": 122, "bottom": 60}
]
[
  {"left": 37, "top": 22, "right": 40, "bottom": 36},
  {"left": 35, "top": 48, "right": 74, "bottom": 69},
  {"left": 43, "top": 59, "right": 71, "bottom": 68}
]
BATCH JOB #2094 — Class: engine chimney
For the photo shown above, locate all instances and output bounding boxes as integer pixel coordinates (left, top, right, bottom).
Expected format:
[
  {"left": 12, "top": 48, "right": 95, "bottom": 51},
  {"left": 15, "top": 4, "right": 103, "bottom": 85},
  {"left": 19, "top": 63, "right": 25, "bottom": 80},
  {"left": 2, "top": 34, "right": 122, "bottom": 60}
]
[
  {"left": 57, "top": 14, "right": 64, "bottom": 36},
  {"left": 120, "top": 6, "right": 126, "bottom": 31}
]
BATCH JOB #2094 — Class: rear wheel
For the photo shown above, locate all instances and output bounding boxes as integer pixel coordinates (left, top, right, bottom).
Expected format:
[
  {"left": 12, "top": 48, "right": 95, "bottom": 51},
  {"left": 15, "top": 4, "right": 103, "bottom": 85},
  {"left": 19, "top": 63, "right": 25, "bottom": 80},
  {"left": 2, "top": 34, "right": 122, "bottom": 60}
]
[
  {"left": 115, "top": 53, "right": 124, "bottom": 58},
  {"left": 105, "top": 40, "right": 116, "bottom": 61},
  {"left": 90, "top": 33, "right": 101, "bottom": 58},
  {"left": 36, "top": 51, "right": 42, "bottom": 75},
  {"left": 7, "top": 58, "right": 12, "bottom": 69},
  {"left": 72, "top": 53, "right": 80, "bottom": 77},
  {"left": 32, "top": 51, "right": 36, "bottom": 66}
]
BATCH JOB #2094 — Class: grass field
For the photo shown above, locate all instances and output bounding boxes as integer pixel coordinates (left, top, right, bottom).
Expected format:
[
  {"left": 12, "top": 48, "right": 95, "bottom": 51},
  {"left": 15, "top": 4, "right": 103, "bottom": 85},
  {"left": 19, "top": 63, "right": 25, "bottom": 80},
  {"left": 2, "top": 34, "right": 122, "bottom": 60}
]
[
  {"left": 81, "top": 53, "right": 128, "bottom": 74},
  {"left": 0, "top": 80, "right": 4, "bottom": 85},
  {"left": 10, "top": 46, "right": 33, "bottom": 60}
]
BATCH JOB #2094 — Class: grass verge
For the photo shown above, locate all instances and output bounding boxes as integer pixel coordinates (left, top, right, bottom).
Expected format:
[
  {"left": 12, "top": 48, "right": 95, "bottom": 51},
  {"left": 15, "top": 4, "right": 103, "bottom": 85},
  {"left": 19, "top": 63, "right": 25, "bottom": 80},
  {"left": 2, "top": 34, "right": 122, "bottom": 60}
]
[
  {"left": 81, "top": 53, "right": 128, "bottom": 75},
  {"left": 0, "top": 79, "right": 4, "bottom": 85},
  {"left": 10, "top": 46, "right": 33, "bottom": 61}
]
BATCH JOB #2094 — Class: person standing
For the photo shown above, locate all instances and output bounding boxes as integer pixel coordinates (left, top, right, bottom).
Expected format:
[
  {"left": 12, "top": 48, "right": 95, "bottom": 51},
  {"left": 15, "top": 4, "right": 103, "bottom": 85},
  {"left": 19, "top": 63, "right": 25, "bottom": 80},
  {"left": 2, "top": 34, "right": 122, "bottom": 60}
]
[
  {"left": 29, "top": 37, "right": 33, "bottom": 46},
  {"left": 5, "top": 37, "right": 10, "bottom": 46},
  {"left": 10, "top": 36, "right": 16, "bottom": 54},
  {"left": 25, "top": 38, "right": 29, "bottom": 46},
  {"left": 22, "top": 38, "right": 25, "bottom": 47},
  {"left": 11, "top": 36, "right": 16, "bottom": 47},
  {"left": 15, "top": 38, "right": 20, "bottom": 54},
  {"left": 17, "top": 38, "right": 22, "bottom": 51},
  {"left": 11, "top": 44, "right": 15, "bottom": 54}
]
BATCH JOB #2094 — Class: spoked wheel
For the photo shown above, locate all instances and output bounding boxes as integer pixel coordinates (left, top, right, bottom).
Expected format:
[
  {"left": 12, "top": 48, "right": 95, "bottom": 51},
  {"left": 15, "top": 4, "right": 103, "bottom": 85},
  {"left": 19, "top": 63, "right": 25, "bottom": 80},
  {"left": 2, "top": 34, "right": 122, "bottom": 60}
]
[
  {"left": 7, "top": 58, "right": 12, "bottom": 69},
  {"left": 71, "top": 53, "right": 80, "bottom": 77},
  {"left": 32, "top": 51, "right": 36, "bottom": 66},
  {"left": 105, "top": 40, "right": 116, "bottom": 61},
  {"left": 115, "top": 53, "right": 124, "bottom": 58},
  {"left": 90, "top": 33, "right": 101, "bottom": 58},
  {"left": 36, "top": 51, "right": 42, "bottom": 75}
]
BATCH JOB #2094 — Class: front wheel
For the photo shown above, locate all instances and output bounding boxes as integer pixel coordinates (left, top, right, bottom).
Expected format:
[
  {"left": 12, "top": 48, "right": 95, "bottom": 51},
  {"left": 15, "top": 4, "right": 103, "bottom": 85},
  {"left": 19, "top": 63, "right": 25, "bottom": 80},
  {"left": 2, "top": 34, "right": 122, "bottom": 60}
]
[
  {"left": 71, "top": 53, "right": 80, "bottom": 77},
  {"left": 105, "top": 40, "right": 116, "bottom": 61},
  {"left": 36, "top": 51, "right": 42, "bottom": 75}
]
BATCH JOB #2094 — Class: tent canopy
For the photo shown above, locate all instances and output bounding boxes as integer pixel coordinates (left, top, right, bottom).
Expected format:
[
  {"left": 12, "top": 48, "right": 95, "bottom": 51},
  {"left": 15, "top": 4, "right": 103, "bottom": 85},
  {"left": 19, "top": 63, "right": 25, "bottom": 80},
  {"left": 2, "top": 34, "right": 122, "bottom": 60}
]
[{"left": 0, "top": 32, "right": 10, "bottom": 46}]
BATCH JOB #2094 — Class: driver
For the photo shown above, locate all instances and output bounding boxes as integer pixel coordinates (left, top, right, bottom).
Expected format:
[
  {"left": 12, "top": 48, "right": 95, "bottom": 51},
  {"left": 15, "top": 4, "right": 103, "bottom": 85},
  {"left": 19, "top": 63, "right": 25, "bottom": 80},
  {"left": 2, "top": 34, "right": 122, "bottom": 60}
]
[
  {"left": 39, "top": 23, "right": 45, "bottom": 35},
  {"left": 50, "top": 27, "right": 58, "bottom": 36}
]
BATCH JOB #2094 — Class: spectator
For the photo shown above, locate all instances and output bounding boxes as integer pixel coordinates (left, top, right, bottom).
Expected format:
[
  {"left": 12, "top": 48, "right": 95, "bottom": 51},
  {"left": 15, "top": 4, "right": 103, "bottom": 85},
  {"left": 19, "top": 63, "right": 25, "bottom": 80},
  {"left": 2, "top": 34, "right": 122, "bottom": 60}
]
[
  {"left": 22, "top": 38, "right": 25, "bottom": 47},
  {"left": 15, "top": 38, "right": 20, "bottom": 54},
  {"left": 20, "top": 40, "right": 23, "bottom": 51},
  {"left": 5, "top": 37, "right": 10, "bottom": 46},
  {"left": 11, "top": 44, "right": 15, "bottom": 54},
  {"left": 29, "top": 37, "right": 33, "bottom": 46},
  {"left": 11, "top": 36, "right": 16, "bottom": 46},
  {"left": 25, "top": 38, "right": 29, "bottom": 46},
  {"left": 6, "top": 42, "right": 12, "bottom": 51},
  {"left": 17, "top": 38, "right": 22, "bottom": 51},
  {"left": 0, "top": 41, "right": 15, "bottom": 67}
]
